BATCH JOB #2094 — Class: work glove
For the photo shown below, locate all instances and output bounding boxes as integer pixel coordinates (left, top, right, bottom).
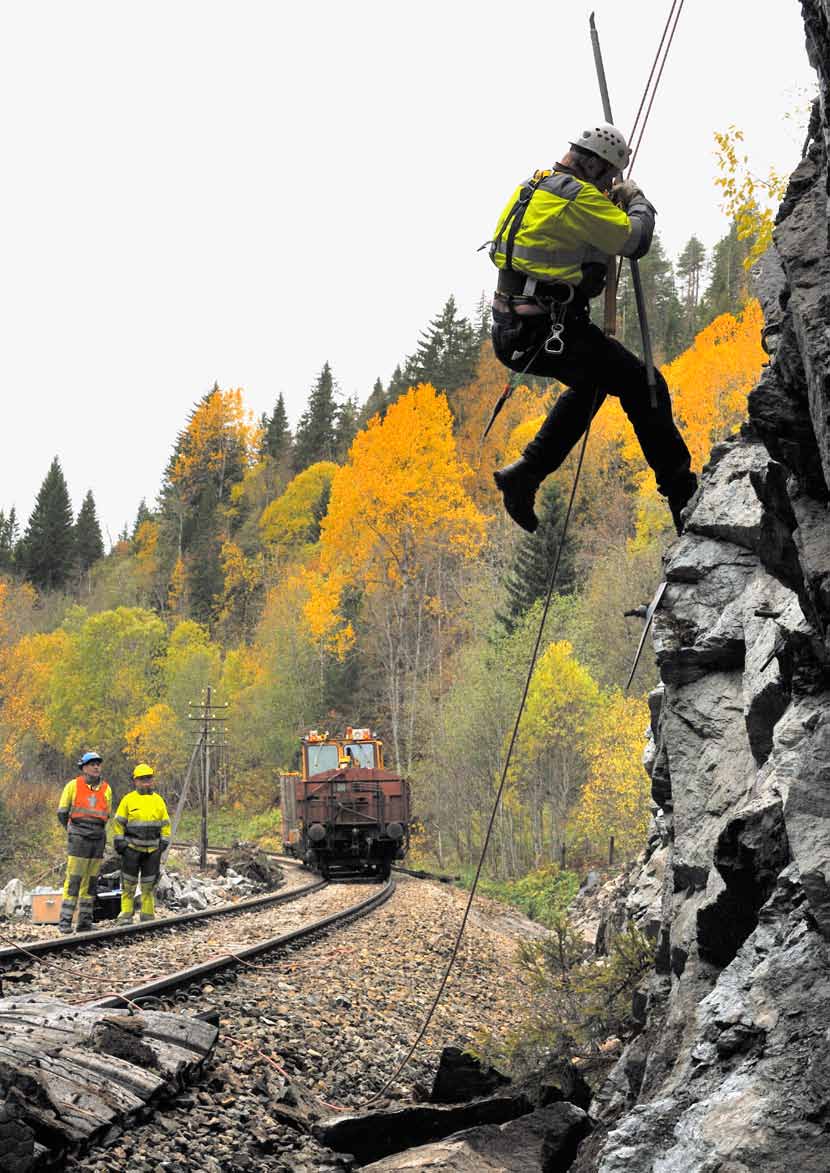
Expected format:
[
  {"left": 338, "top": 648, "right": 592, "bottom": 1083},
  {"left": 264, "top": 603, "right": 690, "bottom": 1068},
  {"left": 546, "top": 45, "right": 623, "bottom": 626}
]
[
  {"left": 114, "top": 836, "right": 126, "bottom": 855},
  {"left": 160, "top": 840, "right": 170, "bottom": 855},
  {"left": 610, "top": 179, "right": 644, "bottom": 210}
]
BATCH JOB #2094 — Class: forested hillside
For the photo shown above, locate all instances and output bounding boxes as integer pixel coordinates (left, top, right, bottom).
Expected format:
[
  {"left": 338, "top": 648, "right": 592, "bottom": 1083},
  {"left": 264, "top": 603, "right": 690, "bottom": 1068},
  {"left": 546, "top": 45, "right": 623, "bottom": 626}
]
[{"left": 0, "top": 221, "right": 767, "bottom": 879}]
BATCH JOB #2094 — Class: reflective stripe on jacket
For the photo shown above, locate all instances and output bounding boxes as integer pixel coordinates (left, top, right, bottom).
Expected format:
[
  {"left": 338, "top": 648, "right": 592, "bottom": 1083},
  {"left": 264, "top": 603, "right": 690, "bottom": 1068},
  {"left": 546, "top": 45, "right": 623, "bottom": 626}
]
[
  {"left": 58, "top": 776, "right": 112, "bottom": 839},
  {"left": 113, "top": 790, "right": 172, "bottom": 852},
  {"left": 490, "top": 168, "right": 654, "bottom": 293}
]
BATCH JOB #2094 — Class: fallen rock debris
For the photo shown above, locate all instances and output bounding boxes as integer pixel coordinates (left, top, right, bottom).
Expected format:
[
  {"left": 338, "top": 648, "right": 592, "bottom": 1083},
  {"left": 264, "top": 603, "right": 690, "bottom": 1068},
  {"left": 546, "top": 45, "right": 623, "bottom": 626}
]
[{"left": 0, "top": 855, "right": 291, "bottom": 942}]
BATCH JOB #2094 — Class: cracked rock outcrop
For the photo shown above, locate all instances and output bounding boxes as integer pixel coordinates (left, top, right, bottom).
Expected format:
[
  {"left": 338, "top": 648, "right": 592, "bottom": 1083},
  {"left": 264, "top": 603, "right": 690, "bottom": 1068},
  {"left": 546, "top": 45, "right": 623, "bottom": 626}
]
[{"left": 574, "top": 4, "right": 830, "bottom": 1169}]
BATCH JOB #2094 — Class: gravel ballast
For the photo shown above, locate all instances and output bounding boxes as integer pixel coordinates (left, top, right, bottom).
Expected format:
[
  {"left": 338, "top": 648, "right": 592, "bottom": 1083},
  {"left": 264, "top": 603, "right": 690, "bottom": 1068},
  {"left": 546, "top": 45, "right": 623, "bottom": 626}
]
[{"left": 64, "top": 876, "right": 542, "bottom": 1172}]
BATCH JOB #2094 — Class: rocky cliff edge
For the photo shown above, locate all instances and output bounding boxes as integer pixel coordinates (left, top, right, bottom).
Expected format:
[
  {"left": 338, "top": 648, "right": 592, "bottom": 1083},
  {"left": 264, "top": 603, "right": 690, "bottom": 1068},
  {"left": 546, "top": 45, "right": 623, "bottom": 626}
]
[{"left": 575, "top": 4, "right": 830, "bottom": 1170}]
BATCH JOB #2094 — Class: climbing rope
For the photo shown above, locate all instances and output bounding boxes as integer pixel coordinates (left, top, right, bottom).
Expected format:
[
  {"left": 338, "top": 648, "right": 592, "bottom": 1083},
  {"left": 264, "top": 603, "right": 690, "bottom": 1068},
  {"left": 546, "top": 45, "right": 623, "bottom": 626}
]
[
  {"left": 365, "top": 384, "right": 601, "bottom": 1106},
  {"left": 366, "top": 4, "right": 689, "bottom": 1107},
  {"left": 615, "top": 0, "right": 687, "bottom": 286},
  {"left": 626, "top": 0, "right": 687, "bottom": 175}
]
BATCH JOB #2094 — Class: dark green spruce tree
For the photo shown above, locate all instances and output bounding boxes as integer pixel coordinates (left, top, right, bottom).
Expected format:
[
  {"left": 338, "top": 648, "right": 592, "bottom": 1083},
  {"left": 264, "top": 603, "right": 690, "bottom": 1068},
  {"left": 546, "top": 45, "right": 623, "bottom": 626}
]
[
  {"left": 473, "top": 290, "right": 492, "bottom": 347},
  {"left": 334, "top": 396, "right": 360, "bottom": 461},
  {"left": 676, "top": 235, "right": 706, "bottom": 349},
  {"left": 386, "top": 364, "right": 411, "bottom": 403},
  {"left": 498, "top": 481, "right": 575, "bottom": 632},
  {"left": 358, "top": 378, "right": 388, "bottom": 428},
  {"left": 75, "top": 490, "right": 104, "bottom": 574},
  {"left": 132, "top": 498, "right": 153, "bottom": 537},
  {"left": 20, "top": 458, "right": 75, "bottom": 590},
  {"left": 0, "top": 508, "right": 19, "bottom": 572},
  {"left": 698, "top": 221, "right": 754, "bottom": 327},
  {"left": 294, "top": 363, "right": 338, "bottom": 471},
  {"left": 616, "top": 233, "right": 684, "bottom": 363},
  {"left": 264, "top": 392, "right": 292, "bottom": 464},
  {"left": 408, "top": 295, "right": 479, "bottom": 394}
]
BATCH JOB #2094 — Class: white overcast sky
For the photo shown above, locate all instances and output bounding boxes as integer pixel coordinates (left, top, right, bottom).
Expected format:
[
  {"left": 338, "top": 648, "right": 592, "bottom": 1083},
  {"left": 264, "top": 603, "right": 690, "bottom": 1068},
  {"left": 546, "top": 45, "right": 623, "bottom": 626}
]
[{"left": 1, "top": 1, "right": 817, "bottom": 543}]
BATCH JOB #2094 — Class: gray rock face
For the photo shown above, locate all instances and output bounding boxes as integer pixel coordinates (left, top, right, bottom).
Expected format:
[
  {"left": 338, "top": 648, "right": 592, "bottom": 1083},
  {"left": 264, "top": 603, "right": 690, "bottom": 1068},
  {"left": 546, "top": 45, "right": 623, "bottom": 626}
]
[{"left": 575, "top": 8, "right": 830, "bottom": 1169}]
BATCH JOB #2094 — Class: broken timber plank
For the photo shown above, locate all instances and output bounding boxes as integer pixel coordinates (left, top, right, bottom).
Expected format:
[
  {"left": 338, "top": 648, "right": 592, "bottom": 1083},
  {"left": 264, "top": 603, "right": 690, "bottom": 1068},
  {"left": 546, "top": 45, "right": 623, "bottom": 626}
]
[{"left": 0, "top": 995, "right": 218, "bottom": 1169}]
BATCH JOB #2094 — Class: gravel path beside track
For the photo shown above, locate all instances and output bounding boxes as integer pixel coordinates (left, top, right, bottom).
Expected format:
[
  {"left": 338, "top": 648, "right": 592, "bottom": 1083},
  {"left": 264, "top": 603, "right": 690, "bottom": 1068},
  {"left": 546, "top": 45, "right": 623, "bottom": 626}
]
[{"left": 66, "top": 875, "right": 542, "bottom": 1173}]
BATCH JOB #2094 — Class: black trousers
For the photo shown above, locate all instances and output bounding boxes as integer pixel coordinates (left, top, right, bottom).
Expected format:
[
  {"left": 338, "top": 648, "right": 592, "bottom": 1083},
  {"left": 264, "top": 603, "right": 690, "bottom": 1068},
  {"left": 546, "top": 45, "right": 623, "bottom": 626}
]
[{"left": 491, "top": 305, "right": 692, "bottom": 496}]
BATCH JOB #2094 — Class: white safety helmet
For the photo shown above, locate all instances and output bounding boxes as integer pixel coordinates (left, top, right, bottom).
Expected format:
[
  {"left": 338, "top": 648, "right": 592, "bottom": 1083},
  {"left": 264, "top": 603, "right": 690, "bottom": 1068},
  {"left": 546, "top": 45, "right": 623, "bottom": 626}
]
[{"left": 572, "top": 123, "right": 630, "bottom": 169}]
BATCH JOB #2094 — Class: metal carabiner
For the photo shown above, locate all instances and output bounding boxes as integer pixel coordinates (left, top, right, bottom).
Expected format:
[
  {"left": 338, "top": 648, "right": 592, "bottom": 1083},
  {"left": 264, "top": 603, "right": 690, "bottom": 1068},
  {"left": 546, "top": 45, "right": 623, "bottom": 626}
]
[{"left": 545, "top": 322, "right": 565, "bottom": 355}]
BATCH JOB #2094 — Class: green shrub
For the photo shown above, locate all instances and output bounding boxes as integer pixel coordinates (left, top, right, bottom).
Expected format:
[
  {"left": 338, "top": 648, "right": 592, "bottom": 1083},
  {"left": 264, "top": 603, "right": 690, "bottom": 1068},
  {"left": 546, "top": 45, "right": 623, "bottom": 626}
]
[
  {"left": 463, "top": 865, "right": 580, "bottom": 926},
  {"left": 174, "top": 805, "right": 281, "bottom": 850},
  {"left": 479, "top": 911, "right": 655, "bottom": 1082}
]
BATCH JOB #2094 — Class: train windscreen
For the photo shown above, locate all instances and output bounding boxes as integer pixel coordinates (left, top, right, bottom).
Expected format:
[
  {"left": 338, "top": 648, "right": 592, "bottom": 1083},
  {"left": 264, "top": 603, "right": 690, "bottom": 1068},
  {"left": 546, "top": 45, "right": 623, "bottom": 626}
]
[
  {"left": 306, "top": 744, "right": 339, "bottom": 774},
  {"left": 344, "top": 742, "right": 377, "bottom": 768}
]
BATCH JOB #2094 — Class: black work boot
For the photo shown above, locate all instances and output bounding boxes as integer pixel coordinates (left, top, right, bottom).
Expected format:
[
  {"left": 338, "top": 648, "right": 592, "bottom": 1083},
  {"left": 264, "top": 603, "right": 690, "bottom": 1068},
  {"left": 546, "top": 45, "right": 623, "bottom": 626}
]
[
  {"left": 58, "top": 902, "right": 74, "bottom": 934},
  {"left": 494, "top": 459, "right": 543, "bottom": 533},
  {"left": 667, "top": 471, "right": 698, "bottom": 535}
]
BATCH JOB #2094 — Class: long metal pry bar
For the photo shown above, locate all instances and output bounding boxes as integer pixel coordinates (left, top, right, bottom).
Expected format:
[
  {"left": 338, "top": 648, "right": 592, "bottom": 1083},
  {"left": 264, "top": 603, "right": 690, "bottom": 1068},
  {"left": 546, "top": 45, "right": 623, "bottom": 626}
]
[{"left": 589, "top": 13, "right": 658, "bottom": 408}]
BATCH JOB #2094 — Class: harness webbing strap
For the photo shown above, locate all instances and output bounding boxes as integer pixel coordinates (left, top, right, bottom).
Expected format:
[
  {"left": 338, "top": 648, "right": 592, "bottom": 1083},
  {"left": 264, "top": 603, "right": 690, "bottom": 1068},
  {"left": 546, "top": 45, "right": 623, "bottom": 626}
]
[{"left": 492, "top": 171, "right": 550, "bottom": 271}]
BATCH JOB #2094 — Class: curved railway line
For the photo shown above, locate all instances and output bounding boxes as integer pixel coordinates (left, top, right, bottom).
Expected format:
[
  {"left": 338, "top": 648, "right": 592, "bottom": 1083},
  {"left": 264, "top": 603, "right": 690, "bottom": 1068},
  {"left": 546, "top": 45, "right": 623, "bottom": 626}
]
[
  {"left": 0, "top": 852, "right": 395, "bottom": 1008},
  {"left": 0, "top": 841, "right": 452, "bottom": 1034}
]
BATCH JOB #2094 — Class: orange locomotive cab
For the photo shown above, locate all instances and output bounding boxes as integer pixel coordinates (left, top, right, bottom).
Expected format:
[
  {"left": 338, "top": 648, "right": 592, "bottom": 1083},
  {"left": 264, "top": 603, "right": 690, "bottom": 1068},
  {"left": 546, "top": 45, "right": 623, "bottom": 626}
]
[{"left": 280, "top": 727, "right": 410, "bottom": 879}]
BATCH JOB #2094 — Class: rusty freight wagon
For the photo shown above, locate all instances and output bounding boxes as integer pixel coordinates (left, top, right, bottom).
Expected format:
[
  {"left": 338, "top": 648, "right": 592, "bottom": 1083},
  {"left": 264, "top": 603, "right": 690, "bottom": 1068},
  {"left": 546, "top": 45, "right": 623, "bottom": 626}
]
[{"left": 280, "top": 728, "right": 410, "bottom": 879}]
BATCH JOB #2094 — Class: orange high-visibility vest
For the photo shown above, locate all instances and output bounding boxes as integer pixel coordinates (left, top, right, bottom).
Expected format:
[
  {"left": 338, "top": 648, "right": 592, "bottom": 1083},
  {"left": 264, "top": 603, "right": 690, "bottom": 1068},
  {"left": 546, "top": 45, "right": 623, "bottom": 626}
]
[{"left": 69, "top": 776, "right": 110, "bottom": 825}]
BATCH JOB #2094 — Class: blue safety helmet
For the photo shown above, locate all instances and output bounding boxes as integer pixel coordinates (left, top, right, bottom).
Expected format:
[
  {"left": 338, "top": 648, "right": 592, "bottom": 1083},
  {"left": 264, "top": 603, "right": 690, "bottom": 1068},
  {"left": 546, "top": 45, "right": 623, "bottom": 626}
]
[{"left": 77, "top": 751, "right": 103, "bottom": 767}]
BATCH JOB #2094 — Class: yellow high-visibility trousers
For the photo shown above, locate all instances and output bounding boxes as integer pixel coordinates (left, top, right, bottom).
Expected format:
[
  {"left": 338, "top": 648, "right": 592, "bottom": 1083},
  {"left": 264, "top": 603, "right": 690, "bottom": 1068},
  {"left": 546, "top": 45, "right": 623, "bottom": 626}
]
[{"left": 60, "top": 856, "right": 102, "bottom": 929}]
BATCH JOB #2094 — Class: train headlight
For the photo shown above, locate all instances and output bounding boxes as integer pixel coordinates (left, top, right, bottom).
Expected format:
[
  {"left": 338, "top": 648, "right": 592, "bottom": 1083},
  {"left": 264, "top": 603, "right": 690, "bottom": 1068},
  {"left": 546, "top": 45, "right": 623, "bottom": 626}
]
[
  {"left": 308, "top": 823, "right": 326, "bottom": 842},
  {"left": 386, "top": 822, "right": 404, "bottom": 840}
]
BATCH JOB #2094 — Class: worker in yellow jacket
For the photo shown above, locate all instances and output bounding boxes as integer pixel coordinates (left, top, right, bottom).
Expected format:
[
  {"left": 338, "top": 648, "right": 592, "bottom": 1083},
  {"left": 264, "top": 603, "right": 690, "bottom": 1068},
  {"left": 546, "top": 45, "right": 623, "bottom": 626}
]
[
  {"left": 57, "top": 751, "right": 112, "bottom": 933},
  {"left": 489, "top": 122, "right": 696, "bottom": 535},
  {"left": 113, "top": 764, "right": 171, "bottom": 923}
]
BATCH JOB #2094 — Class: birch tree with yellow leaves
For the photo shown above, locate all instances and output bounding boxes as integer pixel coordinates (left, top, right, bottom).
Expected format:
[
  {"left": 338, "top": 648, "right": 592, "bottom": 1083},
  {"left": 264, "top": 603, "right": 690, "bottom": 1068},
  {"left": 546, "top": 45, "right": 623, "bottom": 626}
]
[
  {"left": 305, "top": 384, "right": 487, "bottom": 772},
  {"left": 571, "top": 691, "right": 652, "bottom": 862},
  {"left": 510, "top": 640, "right": 600, "bottom": 866}
]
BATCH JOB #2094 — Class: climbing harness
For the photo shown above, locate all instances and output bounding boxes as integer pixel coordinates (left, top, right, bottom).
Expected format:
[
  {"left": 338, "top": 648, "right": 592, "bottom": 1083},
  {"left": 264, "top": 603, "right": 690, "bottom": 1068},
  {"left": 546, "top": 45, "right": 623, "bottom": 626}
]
[
  {"left": 482, "top": 170, "right": 552, "bottom": 270},
  {"left": 480, "top": 281, "right": 577, "bottom": 448}
]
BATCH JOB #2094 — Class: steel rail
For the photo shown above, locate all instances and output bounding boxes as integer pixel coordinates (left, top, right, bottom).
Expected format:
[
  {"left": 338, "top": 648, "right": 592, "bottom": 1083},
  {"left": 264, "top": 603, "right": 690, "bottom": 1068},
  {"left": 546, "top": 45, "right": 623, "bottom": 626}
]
[
  {"left": 88, "top": 877, "right": 396, "bottom": 1009},
  {"left": 0, "top": 867, "right": 325, "bottom": 965},
  {"left": 172, "top": 841, "right": 461, "bottom": 885}
]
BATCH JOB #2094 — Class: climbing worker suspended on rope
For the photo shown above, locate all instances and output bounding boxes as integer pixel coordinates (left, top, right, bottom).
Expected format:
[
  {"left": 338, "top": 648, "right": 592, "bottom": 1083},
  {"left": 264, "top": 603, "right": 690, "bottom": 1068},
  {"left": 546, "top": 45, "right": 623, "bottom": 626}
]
[
  {"left": 56, "top": 751, "right": 112, "bottom": 934},
  {"left": 488, "top": 123, "right": 697, "bottom": 535},
  {"left": 113, "top": 763, "right": 171, "bottom": 924}
]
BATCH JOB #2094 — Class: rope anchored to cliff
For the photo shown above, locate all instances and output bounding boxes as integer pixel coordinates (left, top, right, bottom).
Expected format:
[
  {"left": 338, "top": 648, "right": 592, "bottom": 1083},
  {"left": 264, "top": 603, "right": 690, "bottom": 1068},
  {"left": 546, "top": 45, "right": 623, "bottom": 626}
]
[{"left": 365, "top": 1, "right": 688, "bottom": 1106}]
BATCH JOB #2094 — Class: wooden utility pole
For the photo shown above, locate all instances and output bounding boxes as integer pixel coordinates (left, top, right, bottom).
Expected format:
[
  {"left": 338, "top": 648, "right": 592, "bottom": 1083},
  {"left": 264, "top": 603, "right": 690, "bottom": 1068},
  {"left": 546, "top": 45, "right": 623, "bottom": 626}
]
[{"left": 186, "top": 688, "right": 229, "bottom": 868}]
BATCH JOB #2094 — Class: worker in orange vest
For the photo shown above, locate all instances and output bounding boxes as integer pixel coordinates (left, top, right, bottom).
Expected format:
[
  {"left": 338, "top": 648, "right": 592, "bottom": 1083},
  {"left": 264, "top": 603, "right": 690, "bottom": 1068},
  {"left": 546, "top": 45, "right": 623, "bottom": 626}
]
[{"left": 56, "top": 752, "right": 112, "bottom": 933}]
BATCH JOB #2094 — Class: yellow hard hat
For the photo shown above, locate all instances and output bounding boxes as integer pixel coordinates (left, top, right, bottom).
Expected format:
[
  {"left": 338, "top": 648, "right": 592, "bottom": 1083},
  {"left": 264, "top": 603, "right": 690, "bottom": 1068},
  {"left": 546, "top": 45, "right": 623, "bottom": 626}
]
[{"left": 133, "top": 763, "right": 155, "bottom": 780}]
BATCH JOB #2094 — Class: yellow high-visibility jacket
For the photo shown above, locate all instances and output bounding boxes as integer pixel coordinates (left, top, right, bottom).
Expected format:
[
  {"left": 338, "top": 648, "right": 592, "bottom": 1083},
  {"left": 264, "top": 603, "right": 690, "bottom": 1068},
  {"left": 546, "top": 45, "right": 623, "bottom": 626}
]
[
  {"left": 490, "top": 167, "right": 654, "bottom": 295},
  {"left": 57, "top": 777, "right": 112, "bottom": 839},
  {"left": 113, "top": 790, "right": 172, "bottom": 853}
]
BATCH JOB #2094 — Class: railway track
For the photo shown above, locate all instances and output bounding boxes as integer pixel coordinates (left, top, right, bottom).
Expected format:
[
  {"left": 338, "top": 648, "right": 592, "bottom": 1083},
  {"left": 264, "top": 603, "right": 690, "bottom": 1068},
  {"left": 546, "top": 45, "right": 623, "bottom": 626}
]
[
  {"left": 0, "top": 839, "right": 449, "bottom": 1007},
  {"left": 0, "top": 858, "right": 321, "bottom": 964},
  {"left": 0, "top": 869, "right": 395, "bottom": 1007},
  {"left": 90, "top": 876, "right": 395, "bottom": 1010}
]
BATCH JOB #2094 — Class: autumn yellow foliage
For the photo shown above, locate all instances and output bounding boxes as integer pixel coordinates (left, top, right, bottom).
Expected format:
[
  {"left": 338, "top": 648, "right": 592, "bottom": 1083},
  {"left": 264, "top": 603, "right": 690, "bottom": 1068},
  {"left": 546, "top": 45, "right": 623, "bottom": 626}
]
[
  {"left": 571, "top": 691, "right": 652, "bottom": 861},
  {"left": 664, "top": 299, "right": 766, "bottom": 471},
  {"left": 306, "top": 383, "right": 487, "bottom": 648},
  {"left": 171, "top": 387, "right": 262, "bottom": 506},
  {"left": 714, "top": 126, "right": 788, "bottom": 270},
  {"left": 259, "top": 462, "right": 338, "bottom": 551}
]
